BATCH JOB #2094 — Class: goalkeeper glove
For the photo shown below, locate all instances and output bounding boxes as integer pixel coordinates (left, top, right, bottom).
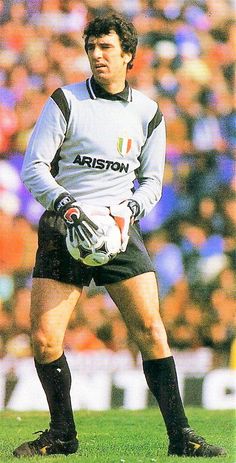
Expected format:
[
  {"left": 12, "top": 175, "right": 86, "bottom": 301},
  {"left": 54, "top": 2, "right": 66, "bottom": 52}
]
[
  {"left": 54, "top": 193, "right": 102, "bottom": 249},
  {"left": 110, "top": 199, "right": 140, "bottom": 252}
]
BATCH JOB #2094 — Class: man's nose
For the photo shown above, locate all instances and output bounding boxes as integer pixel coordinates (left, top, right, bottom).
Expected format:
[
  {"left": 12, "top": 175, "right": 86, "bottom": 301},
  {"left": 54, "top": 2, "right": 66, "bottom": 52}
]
[{"left": 92, "top": 46, "right": 103, "bottom": 59}]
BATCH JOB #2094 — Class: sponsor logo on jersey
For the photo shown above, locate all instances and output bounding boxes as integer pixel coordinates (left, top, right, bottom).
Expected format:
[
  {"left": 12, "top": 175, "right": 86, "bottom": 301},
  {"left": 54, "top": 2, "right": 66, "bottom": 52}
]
[
  {"left": 73, "top": 154, "right": 129, "bottom": 173},
  {"left": 117, "top": 137, "right": 132, "bottom": 156}
]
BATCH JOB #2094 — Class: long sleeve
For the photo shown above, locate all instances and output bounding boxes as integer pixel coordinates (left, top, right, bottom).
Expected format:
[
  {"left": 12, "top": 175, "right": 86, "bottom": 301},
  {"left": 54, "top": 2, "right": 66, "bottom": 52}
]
[
  {"left": 21, "top": 95, "right": 70, "bottom": 210},
  {"left": 132, "top": 115, "right": 166, "bottom": 219}
]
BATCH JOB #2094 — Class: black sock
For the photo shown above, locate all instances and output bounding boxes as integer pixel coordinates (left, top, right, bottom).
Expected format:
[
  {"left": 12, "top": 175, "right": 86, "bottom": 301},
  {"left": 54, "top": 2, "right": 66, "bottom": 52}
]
[
  {"left": 35, "top": 353, "right": 76, "bottom": 438},
  {"left": 143, "top": 356, "right": 189, "bottom": 440}
]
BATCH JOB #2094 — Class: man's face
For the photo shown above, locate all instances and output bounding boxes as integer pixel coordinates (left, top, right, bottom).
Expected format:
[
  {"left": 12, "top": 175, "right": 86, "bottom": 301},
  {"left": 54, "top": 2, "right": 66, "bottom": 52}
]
[{"left": 86, "top": 31, "right": 131, "bottom": 88}]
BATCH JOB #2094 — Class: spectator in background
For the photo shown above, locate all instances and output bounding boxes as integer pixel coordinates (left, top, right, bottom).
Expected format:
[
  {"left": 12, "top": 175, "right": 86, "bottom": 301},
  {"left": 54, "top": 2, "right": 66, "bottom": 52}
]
[
  {"left": 203, "top": 279, "right": 236, "bottom": 368},
  {"left": 195, "top": 196, "right": 225, "bottom": 235},
  {"left": 141, "top": 162, "right": 178, "bottom": 233},
  {"left": 0, "top": 194, "right": 22, "bottom": 275},
  {"left": 179, "top": 219, "right": 229, "bottom": 289},
  {"left": 0, "top": 103, "right": 18, "bottom": 154},
  {"left": 145, "top": 227, "right": 186, "bottom": 299},
  {"left": 221, "top": 194, "right": 236, "bottom": 236},
  {"left": 64, "top": 290, "right": 130, "bottom": 354}
]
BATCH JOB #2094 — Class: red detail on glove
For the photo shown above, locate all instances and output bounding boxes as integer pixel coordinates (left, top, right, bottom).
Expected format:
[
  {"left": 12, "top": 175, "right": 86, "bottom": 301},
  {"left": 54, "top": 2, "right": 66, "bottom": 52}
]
[{"left": 64, "top": 207, "right": 80, "bottom": 224}]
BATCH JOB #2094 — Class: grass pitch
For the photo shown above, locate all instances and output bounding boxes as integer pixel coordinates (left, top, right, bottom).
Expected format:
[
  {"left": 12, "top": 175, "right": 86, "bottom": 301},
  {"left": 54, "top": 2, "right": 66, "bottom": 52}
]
[{"left": 0, "top": 408, "right": 235, "bottom": 463}]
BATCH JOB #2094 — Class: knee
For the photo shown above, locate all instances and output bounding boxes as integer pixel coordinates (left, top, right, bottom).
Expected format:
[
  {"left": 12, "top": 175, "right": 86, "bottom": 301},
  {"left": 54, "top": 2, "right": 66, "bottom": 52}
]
[
  {"left": 31, "top": 329, "right": 62, "bottom": 363},
  {"left": 134, "top": 315, "right": 168, "bottom": 349}
]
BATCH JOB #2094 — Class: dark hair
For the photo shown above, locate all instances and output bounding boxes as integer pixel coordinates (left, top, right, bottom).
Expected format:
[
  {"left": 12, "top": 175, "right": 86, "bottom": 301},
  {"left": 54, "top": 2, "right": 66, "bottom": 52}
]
[{"left": 83, "top": 13, "right": 138, "bottom": 70}]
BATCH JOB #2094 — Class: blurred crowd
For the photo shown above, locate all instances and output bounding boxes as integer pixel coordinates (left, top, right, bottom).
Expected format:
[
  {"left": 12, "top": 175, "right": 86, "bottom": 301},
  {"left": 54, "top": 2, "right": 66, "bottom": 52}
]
[{"left": 0, "top": 0, "right": 235, "bottom": 368}]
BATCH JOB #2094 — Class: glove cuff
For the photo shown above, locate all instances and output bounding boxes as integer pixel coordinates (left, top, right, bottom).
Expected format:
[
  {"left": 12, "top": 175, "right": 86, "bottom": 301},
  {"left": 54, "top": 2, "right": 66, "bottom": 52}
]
[
  {"left": 54, "top": 192, "right": 76, "bottom": 216},
  {"left": 127, "top": 199, "right": 140, "bottom": 219}
]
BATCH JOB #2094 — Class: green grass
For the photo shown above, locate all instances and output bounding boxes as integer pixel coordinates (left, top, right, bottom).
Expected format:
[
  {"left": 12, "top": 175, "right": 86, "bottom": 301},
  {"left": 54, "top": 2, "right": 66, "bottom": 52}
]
[{"left": 0, "top": 409, "right": 235, "bottom": 463}]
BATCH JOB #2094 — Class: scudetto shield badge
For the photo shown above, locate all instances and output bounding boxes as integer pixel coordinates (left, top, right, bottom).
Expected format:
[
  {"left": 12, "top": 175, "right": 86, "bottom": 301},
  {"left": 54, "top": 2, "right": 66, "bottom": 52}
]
[{"left": 117, "top": 137, "right": 132, "bottom": 156}]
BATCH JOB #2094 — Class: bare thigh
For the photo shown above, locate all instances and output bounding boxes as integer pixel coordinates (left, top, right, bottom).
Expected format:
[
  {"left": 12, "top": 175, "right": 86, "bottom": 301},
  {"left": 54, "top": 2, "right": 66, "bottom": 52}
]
[
  {"left": 30, "top": 278, "right": 82, "bottom": 363},
  {"left": 106, "top": 272, "right": 171, "bottom": 360}
]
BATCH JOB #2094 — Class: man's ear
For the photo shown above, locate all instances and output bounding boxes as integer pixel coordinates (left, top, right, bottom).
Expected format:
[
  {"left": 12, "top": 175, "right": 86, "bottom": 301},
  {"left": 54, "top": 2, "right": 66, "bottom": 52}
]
[{"left": 124, "top": 52, "right": 132, "bottom": 64}]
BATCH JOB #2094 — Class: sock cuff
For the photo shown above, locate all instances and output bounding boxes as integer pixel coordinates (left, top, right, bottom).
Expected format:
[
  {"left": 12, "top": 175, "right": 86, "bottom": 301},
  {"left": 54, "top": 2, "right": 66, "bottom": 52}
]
[
  {"left": 34, "top": 352, "right": 66, "bottom": 369},
  {"left": 143, "top": 355, "right": 175, "bottom": 372}
]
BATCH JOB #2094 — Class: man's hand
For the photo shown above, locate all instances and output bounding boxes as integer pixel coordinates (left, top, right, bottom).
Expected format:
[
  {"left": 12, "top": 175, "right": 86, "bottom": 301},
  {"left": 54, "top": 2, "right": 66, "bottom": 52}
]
[
  {"left": 54, "top": 193, "right": 102, "bottom": 249},
  {"left": 110, "top": 199, "right": 140, "bottom": 252}
]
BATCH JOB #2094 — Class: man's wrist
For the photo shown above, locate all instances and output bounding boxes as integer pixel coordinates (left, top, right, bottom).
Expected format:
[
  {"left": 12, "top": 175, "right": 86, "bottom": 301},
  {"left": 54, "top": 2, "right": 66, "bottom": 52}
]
[
  {"left": 54, "top": 193, "right": 76, "bottom": 216},
  {"left": 127, "top": 199, "right": 140, "bottom": 219}
]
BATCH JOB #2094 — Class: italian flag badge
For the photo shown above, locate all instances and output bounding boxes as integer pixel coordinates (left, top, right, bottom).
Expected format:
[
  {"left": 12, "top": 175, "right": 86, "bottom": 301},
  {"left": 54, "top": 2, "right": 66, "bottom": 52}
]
[{"left": 117, "top": 137, "right": 132, "bottom": 156}]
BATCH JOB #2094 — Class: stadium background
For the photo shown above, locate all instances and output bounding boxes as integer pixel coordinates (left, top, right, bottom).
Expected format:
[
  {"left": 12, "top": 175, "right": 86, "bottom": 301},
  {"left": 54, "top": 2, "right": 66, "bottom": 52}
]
[{"left": 0, "top": 0, "right": 235, "bottom": 411}]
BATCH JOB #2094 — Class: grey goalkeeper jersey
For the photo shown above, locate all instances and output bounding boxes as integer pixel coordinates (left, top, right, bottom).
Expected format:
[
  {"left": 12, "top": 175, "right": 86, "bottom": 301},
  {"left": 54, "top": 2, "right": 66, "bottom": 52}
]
[{"left": 21, "top": 76, "right": 166, "bottom": 220}]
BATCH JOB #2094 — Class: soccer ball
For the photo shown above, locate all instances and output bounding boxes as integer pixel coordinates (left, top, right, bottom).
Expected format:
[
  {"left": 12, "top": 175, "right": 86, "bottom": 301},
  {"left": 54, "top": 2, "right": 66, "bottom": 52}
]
[{"left": 66, "top": 214, "right": 122, "bottom": 266}]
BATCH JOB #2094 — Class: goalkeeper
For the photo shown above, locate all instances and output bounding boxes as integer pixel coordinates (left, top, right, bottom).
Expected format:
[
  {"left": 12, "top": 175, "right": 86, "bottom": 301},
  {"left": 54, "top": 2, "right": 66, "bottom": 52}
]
[{"left": 13, "top": 13, "right": 226, "bottom": 459}]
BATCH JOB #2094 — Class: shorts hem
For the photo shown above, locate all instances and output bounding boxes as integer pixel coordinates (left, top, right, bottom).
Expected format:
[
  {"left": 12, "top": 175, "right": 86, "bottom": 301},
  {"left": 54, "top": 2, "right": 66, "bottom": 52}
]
[
  {"left": 95, "top": 268, "right": 155, "bottom": 286},
  {"left": 32, "top": 273, "right": 85, "bottom": 288}
]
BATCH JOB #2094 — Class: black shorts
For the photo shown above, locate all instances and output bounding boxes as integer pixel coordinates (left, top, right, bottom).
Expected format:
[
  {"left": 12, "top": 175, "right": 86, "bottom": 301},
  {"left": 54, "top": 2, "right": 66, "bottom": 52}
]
[{"left": 33, "top": 211, "right": 155, "bottom": 287}]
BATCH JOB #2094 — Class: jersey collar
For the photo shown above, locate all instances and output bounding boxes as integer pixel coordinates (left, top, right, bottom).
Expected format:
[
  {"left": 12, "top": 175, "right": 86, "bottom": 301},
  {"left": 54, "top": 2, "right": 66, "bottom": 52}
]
[{"left": 86, "top": 76, "right": 132, "bottom": 102}]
